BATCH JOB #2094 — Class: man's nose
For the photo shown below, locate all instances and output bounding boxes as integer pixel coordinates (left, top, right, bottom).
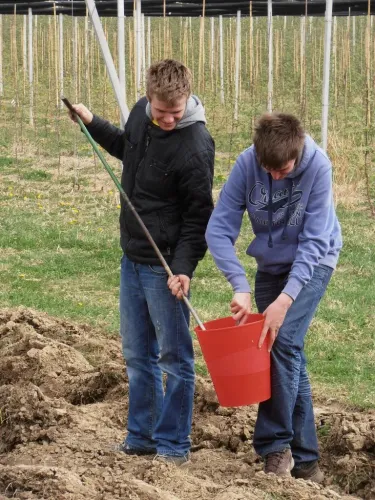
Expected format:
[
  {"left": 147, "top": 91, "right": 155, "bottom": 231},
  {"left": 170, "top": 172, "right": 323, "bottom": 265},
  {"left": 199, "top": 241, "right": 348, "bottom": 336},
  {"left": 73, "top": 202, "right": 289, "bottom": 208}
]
[
  {"left": 271, "top": 171, "right": 282, "bottom": 180},
  {"left": 163, "top": 114, "right": 174, "bottom": 123}
]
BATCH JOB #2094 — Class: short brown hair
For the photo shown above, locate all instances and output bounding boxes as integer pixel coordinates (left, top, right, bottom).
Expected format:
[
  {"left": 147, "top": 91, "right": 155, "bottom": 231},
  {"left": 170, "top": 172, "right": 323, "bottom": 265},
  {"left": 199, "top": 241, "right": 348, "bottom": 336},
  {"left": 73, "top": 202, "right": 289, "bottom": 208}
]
[
  {"left": 146, "top": 59, "right": 192, "bottom": 103},
  {"left": 253, "top": 113, "right": 305, "bottom": 170}
]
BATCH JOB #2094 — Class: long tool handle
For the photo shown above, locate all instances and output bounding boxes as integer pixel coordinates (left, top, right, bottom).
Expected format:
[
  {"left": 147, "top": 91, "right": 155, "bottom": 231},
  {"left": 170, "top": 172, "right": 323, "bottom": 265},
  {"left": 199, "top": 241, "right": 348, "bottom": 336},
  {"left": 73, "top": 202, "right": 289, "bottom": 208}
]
[{"left": 62, "top": 97, "right": 206, "bottom": 331}]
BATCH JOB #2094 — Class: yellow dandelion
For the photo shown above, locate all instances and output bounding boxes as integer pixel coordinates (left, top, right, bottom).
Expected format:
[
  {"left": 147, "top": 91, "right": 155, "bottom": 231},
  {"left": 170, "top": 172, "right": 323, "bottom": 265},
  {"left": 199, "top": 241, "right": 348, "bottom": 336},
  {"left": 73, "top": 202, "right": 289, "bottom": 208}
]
[
  {"left": 98, "top": 227, "right": 103, "bottom": 232},
  {"left": 19, "top": 274, "right": 25, "bottom": 278},
  {"left": 37, "top": 194, "right": 42, "bottom": 199},
  {"left": 24, "top": 196, "right": 28, "bottom": 201},
  {"left": 8, "top": 193, "right": 13, "bottom": 197},
  {"left": 78, "top": 302, "right": 83, "bottom": 306},
  {"left": 69, "top": 219, "right": 78, "bottom": 225},
  {"left": 116, "top": 204, "right": 121, "bottom": 209}
]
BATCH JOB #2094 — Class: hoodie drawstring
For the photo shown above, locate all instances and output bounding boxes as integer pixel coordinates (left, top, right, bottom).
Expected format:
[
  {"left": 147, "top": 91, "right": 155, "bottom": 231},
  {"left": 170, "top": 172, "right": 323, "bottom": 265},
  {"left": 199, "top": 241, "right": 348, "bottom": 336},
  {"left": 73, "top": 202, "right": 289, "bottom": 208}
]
[
  {"left": 282, "top": 178, "right": 293, "bottom": 241},
  {"left": 267, "top": 174, "right": 273, "bottom": 248},
  {"left": 268, "top": 176, "right": 293, "bottom": 247}
]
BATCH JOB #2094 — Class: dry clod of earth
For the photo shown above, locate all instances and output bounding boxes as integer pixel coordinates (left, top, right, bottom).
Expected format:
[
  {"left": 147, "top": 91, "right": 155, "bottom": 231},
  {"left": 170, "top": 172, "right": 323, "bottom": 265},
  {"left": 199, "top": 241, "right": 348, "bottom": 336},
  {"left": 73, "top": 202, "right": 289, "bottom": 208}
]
[{"left": 0, "top": 307, "right": 373, "bottom": 499}]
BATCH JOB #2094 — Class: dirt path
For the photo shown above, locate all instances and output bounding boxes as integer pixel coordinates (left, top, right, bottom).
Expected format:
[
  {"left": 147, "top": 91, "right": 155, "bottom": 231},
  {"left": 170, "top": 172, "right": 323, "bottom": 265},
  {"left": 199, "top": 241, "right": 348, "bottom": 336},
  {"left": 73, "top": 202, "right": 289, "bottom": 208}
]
[{"left": 0, "top": 308, "right": 373, "bottom": 499}]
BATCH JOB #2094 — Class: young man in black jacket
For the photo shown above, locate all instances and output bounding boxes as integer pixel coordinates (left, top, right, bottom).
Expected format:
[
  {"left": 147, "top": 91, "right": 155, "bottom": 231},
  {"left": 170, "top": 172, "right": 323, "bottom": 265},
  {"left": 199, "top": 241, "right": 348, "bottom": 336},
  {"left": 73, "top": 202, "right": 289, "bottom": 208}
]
[{"left": 70, "top": 60, "right": 214, "bottom": 465}]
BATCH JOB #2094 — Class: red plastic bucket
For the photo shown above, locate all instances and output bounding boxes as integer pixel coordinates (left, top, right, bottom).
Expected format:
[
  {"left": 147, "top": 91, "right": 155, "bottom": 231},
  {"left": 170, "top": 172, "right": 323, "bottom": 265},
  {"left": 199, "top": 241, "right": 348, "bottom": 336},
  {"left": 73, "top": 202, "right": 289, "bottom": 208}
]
[{"left": 194, "top": 314, "right": 271, "bottom": 407}]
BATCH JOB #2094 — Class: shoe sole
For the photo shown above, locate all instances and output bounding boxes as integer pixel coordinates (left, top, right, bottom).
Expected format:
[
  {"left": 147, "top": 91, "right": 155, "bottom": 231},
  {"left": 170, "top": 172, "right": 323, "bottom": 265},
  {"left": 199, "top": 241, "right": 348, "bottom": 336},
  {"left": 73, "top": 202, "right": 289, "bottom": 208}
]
[
  {"left": 291, "top": 469, "right": 324, "bottom": 484},
  {"left": 123, "top": 448, "right": 157, "bottom": 456}
]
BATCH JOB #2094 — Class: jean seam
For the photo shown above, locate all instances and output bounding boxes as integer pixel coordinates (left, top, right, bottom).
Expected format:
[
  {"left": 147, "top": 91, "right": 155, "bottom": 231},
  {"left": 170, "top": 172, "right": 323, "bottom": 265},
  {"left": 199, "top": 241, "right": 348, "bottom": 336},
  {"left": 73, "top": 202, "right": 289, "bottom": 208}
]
[
  {"left": 147, "top": 317, "right": 154, "bottom": 440},
  {"left": 176, "top": 301, "right": 186, "bottom": 442}
]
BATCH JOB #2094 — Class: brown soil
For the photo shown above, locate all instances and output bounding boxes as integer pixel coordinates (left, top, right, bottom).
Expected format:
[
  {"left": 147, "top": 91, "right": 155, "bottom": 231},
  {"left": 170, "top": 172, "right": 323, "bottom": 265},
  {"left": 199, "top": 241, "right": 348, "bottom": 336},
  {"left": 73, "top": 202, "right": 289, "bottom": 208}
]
[{"left": 0, "top": 308, "right": 373, "bottom": 500}]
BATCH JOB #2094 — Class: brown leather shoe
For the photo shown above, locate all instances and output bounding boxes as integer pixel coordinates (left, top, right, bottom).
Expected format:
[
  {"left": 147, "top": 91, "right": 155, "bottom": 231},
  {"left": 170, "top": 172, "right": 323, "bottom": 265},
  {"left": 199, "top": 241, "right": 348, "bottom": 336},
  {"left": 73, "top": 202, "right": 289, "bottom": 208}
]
[
  {"left": 264, "top": 449, "right": 294, "bottom": 476},
  {"left": 292, "top": 461, "right": 324, "bottom": 484}
]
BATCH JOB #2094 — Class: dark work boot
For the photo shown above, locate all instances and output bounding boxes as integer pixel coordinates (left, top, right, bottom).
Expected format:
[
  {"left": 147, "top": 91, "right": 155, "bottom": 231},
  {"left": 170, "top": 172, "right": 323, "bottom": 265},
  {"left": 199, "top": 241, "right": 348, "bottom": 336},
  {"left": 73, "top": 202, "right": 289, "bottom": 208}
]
[
  {"left": 264, "top": 449, "right": 294, "bottom": 476},
  {"left": 292, "top": 460, "right": 324, "bottom": 484}
]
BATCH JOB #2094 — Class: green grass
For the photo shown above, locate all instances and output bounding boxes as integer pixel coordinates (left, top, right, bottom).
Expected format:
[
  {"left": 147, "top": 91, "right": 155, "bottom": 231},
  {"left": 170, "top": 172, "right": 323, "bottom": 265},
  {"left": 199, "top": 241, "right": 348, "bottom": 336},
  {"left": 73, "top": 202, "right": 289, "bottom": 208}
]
[
  {"left": 0, "top": 153, "right": 374, "bottom": 409},
  {"left": 21, "top": 170, "right": 53, "bottom": 181}
]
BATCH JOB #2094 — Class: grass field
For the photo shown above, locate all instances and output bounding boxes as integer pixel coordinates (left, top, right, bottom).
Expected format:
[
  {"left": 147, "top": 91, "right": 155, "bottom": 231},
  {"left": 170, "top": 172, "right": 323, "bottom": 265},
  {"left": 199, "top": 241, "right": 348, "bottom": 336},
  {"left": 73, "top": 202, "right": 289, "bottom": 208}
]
[
  {"left": 0, "top": 146, "right": 374, "bottom": 408},
  {"left": 0, "top": 12, "right": 374, "bottom": 412}
]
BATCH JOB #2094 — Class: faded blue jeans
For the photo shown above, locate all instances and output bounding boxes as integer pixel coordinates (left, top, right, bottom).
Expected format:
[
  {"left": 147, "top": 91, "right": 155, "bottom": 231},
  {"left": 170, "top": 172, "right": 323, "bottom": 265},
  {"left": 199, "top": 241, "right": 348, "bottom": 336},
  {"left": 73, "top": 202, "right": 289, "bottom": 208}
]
[
  {"left": 120, "top": 256, "right": 194, "bottom": 457},
  {"left": 253, "top": 264, "right": 333, "bottom": 465}
]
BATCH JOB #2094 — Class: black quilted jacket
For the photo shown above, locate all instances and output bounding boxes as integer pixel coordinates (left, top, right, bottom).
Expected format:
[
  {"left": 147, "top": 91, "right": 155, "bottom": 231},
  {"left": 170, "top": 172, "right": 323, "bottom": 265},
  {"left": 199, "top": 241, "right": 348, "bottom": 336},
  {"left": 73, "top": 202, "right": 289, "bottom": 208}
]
[{"left": 86, "top": 97, "right": 215, "bottom": 278}]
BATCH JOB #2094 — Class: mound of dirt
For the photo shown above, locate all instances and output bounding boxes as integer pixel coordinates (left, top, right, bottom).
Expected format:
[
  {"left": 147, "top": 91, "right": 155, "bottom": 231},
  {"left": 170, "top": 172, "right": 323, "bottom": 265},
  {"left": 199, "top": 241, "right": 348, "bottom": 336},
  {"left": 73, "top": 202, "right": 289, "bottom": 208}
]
[{"left": 0, "top": 307, "right": 373, "bottom": 499}]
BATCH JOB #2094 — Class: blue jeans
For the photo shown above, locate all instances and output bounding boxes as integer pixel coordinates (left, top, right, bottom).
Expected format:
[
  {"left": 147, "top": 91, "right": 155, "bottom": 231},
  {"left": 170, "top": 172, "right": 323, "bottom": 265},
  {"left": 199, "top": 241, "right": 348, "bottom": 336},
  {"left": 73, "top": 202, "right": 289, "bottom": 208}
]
[
  {"left": 253, "top": 264, "right": 333, "bottom": 465},
  {"left": 120, "top": 256, "right": 195, "bottom": 457}
]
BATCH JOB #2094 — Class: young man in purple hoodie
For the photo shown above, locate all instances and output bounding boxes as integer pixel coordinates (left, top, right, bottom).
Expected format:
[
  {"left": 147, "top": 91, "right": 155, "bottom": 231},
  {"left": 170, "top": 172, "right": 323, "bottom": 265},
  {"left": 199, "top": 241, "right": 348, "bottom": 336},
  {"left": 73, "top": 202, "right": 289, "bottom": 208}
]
[{"left": 205, "top": 113, "right": 342, "bottom": 483}]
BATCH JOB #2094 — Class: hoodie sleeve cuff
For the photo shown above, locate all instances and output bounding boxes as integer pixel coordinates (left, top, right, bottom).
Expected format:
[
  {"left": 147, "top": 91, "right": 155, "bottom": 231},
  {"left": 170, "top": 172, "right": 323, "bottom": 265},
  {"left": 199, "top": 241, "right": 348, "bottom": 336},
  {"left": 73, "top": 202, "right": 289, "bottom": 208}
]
[
  {"left": 230, "top": 275, "right": 251, "bottom": 293},
  {"left": 282, "top": 277, "right": 304, "bottom": 302}
]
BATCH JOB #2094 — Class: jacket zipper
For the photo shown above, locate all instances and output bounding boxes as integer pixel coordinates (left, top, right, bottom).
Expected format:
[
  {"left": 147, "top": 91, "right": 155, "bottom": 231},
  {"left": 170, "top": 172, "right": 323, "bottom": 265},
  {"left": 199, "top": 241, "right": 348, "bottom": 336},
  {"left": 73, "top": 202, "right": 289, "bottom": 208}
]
[
  {"left": 158, "top": 212, "right": 171, "bottom": 255},
  {"left": 126, "top": 127, "right": 151, "bottom": 253}
]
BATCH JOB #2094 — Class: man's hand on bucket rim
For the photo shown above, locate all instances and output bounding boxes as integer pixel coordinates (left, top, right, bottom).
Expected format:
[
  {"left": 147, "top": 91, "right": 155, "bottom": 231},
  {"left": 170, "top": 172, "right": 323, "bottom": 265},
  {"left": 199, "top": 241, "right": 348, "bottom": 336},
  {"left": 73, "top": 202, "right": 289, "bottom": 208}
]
[
  {"left": 230, "top": 292, "right": 252, "bottom": 325},
  {"left": 258, "top": 293, "right": 294, "bottom": 352}
]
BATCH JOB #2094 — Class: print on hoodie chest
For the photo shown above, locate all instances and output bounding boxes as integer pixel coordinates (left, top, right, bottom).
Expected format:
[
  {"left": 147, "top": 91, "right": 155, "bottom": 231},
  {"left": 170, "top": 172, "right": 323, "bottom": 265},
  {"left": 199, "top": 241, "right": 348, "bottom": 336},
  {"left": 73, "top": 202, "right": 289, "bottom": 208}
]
[{"left": 248, "top": 181, "right": 304, "bottom": 227}]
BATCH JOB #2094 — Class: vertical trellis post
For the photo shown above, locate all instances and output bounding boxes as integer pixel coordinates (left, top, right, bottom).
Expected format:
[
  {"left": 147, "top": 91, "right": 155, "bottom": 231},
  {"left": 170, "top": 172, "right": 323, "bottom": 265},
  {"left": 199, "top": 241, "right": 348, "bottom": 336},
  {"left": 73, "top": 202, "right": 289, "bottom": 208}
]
[
  {"left": 210, "top": 18, "right": 215, "bottom": 91},
  {"left": 198, "top": 0, "right": 206, "bottom": 93},
  {"left": 333, "top": 16, "right": 337, "bottom": 106},
  {"left": 147, "top": 17, "right": 151, "bottom": 68},
  {"left": 142, "top": 13, "right": 146, "bottom": 86},
  {"left": 23, "top": 15, "right": 27, "bottom": 78},
  {"left": 0, "top": 15, "right": 2, "bottom": 97},
  {"left": 364, "top": 0, "right": 375, "bottom": 215},
  {"left": 163, "top": 0, "right": 166, "bottom": 57},
  {"left": 73, "top": 17, "right": 78, "bottom": 101},
  {"left": 321, "top": 0, "right": 333, "bottom": 151},
  {"left": 53, "top": 3, "right": 59, "bottom": 108},
  {"left": 85, "top": 0, "right": 129, "bottom": 123},
  {"left": 59, "top": 14, "right": 64, "bottom": 108},
  {"left": 235, "top": 11, "right": 241, "bottom": 120},
  {"left": 219, "top": 15, "right": 224, "bottom": 104},
  {"left": 267, "top": 0, "right": 273, "bottom": 112},
  {"left": 118, "top": 0, "right": 126, "bottom": 128},
  {"left": 34, "top": 15, "right": 38, "bottom": 85},
  {"left": 28, "top": 8, "right": 34, "bottom": 125},
  {"left": 300, "top": 12, "right": 307, "bottom": 117},
  {"left": 135, "top": 0, "right": 142, "bottom": 99},
  {"left": 85, "top": 11, "right": 91, "bottom": 107},
  {"left": 249, "top": 1, "right": 253, "bottom": 90}
]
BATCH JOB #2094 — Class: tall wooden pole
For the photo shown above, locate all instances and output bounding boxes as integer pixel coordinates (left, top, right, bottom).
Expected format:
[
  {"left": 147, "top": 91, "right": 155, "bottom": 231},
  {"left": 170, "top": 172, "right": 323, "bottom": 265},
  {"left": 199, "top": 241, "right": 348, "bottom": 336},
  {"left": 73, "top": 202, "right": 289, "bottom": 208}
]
[
  {"left": 198, "top": 0, "right": 206, "bottom": 92},
  {"left": 219, "top": 15, "right": 224, "bottom": 104},
  {"left": 321, "top": 0, "right": 333, "bottom": 151},
  {"left": 249, "top": 1, "right": 253, "bottom": 90},
  {"left": 59, "top": 13, "right": 64, "bottom": 108},
  {"left": 142, "top": 13, "right": 146, "bottom": 87},
  {"left": 135, "top": 0, "right": 142, "bottom": 99},
  {"left": 28, "top": 8, "right": 34, "bottom": 125},
  {"left": 210, "top": 18, "right": 215, "bottom": 91},
  {"left": 147, "top": 17, "right": 151, "bottom": 68},
  {"left": 0, "top": 15, "right": 3, "bottom": 96},
  {"left": 267, "top": 0, "right": 273, "bottom": 112},
  {"left": 118, "top": 0, "right": 126, "bottom": 128},
  {"left": 235, "top": 11, "right": 241, "bottom": 120},
  {"left": 85, "top": 0, "right": 129, "bottom": 123}
]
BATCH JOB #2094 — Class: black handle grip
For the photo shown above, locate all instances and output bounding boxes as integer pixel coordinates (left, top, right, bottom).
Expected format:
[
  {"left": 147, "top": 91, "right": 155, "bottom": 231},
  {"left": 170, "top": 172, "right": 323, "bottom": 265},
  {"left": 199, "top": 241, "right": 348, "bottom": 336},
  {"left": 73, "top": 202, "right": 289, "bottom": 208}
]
[{"left": 61, "top": 97, "right": 75, "bottom": 114}]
